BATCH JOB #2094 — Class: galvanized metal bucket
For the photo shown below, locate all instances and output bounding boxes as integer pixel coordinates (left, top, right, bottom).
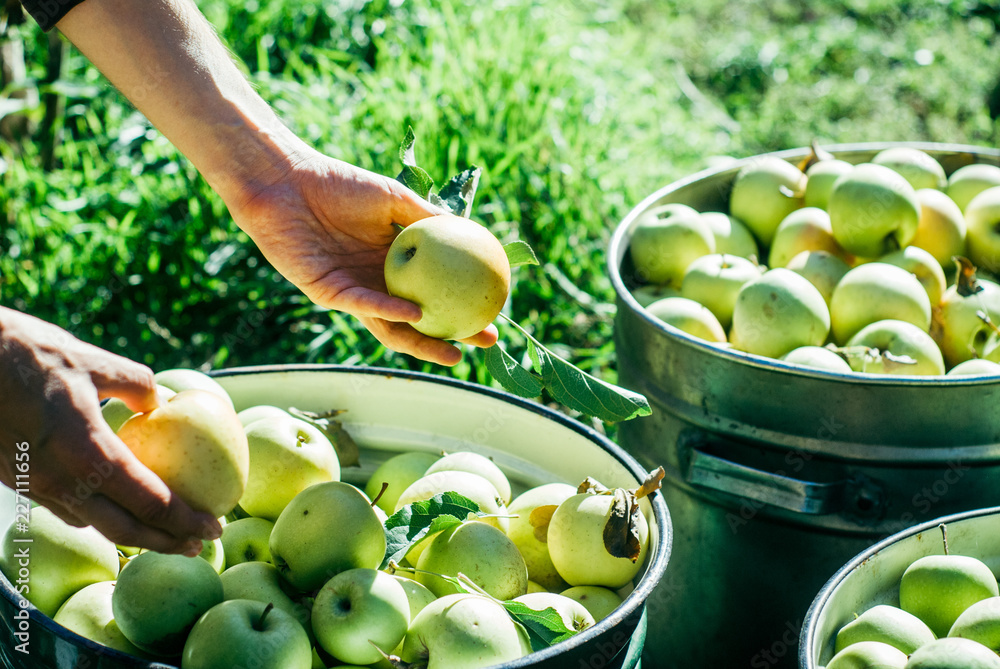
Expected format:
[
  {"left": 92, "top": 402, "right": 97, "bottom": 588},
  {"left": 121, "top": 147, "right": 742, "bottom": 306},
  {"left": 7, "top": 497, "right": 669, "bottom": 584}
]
[{"left": 608, "top": 142, "right": 1000, "bottom": 668}]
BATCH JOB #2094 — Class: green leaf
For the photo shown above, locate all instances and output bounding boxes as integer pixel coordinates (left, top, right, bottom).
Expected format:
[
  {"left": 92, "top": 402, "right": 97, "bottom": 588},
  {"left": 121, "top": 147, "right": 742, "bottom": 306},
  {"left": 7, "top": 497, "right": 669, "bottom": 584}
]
[
  {"left": 398, "top": 126, "right": 418, "bottom": 166},
  {"left": 396, "top": 127, "right": 435, "bottom": 198},
  {"left": 437, "top": 167, "right": 481, "bottom": 217},
  {"left": 381, "top": 492, "right": 485, "bottom": 569},
  {"left": 483, "top": 345, "right": 544, "bottom": 399},
  {"left": 503, "top": 240, "right": 540, "bottom": 268},
  {"left": 502, "top": 601, "right": 578, "bottom": 651}
]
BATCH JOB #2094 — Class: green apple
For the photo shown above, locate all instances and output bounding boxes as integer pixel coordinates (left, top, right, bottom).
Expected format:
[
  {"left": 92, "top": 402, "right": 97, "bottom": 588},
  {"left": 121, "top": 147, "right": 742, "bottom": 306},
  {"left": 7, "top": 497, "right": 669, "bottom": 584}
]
[
  {"left": 680, "top": 254, "right": 763, "bottom": 329},
  {"left": 825, "top": 640, "right": 908, "bottom": 669},
  {"left": 112, "top": 551, "right": 224, "bottom": 656},
  {"left": 198, "top": 537, "right": 225, "bottom": 573},
  {"left": 270, "top": 482, "right": 386, "bottom": 593},
  {"left": 395, "top": 471, "right": 510, "bottom": 534},
  {"left": 729, "top": 268, "right": 830, "bottom": 359},
  {"left": 507, "top": 482, "right": 577, "bottom": 592},
  {"left": 645, "top": 296, "right": 727, "bottom": 343},
  {"left": 154, "top": 368, "right": 234, "bottom": 409},
  {"left": 415, "top": 521, "right": 528, "bottom": 601},
  {"left": 628, "top": 203, "right": 716, "bottom": 287},
  {"left": 728, "top": 156, "right": 806, "bottom": 246},
  {"left": 946, "top": 163, "right": 1000, "bottom": 212},
  {"left": 934, "top": 277, "right": 1000, "bottom": 367},
  {"left": 830, "top": 263, "right": 931, "bottom": 345},
  {"left": 389, "top": 574, "right": 438, "bottom": 621},
  {"left": 560, "top": 585, "right": 623, "bottom": 622},
  {"left": 117, "top": 389, "right": 249, "bottom": 517},
  {"left": 630, "top": 283, "right": 681, "bottom": 307},
  {"left": 312, "top": 568, "right": 410, "bottom": 665},
  {"left": 964, "top": 185, "right": 1000, "bottom": 275},
  {"left": 365, "top": 451, "right": 440, "bottom": 515},
  {"left": 786, "top": 249, "right": 852, "bottom": 306},
  {"left": 949, "top": 596, "right": 1000, "bottom": 649},
  {"left": 780, "top": 346, "right": 852, "bottom": 373},
  {"left": 846, "top": 320, "right": 945, "bottom": 376},
  {"left": 102, "top": 385, "right": 176, "bottom": 433},
  {"left": 829, "top": 163, "right": 921, "bottom": 257},
  {"left": 220, "top": 516, "right": 274, "bottom": 566},
  {"left": 400, "top": 593, "right": 530, "bottom": 669},
  {"left": 699, "top": 211, "right": 760, "bottom": 259},
  {"left": 899, "top": 553, "right": 999, "bottom": 637},
  {"left": 834, "top": 604, "right": 936, "bottom": 655},
  {"left": 872, "top": 147, "right": 947, "bottom": 190},
  {"left": 53, "top": 581, "right": 149, "bottom": 657},
  {"left": 240, "top": 416, "right": 341, "bottom": 521},
  {"left": 768, "top": 207, "right": 850, "bottom": 269},
  {"left": 527, "top": 580, "right": 547, "bottom": 593},
  {"left": 906, "top": 637, "right": 1000, "bottom": 669},
  {"left": 424, "top": 451, "right": 512, "bottom": 506},
  {"left": 880, "top": 246, "right": 947, "bottom": 307},
  {"left": 547, "top": 492, "right": 649, "bottom": 589},
  {"left": 0, "top": 506, "right": 119, "bottom": 617},
  {"left": 236, "top": 404, "right": 290, "bottom": 427},
  {"left": 384, "top": 214, "right": 511, "bottom": 341},
  {"left": 513, "top": 592, "right": 595, "bottom": 633},
  {"left": 948, "top": 359, "right": 1000, "bottom": 376},
  {"left": 910, "top": 188, "right": 967, "bottom": 270},
  {"left": 181, "top": 599, "right": 312, "bottom": 669},
  {"left": 219, "top": 561, "right": 311, "bottom": 632},
  {"left": 804, "top": 158, "right": 854, "bottom": 211}
]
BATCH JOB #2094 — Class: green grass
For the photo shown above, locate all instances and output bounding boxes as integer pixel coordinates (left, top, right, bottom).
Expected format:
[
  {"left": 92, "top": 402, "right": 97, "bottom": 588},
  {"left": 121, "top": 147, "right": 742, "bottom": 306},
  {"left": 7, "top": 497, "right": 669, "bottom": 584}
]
[{"left": 2, "top": 0, "right": 999, "bottom": 425}]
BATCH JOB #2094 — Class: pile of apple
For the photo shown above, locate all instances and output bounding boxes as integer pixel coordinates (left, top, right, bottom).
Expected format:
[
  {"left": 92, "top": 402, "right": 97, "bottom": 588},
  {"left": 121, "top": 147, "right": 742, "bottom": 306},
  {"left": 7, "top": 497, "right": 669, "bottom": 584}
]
[
  {"left": 823, "top": 525, "right": 1000, "bottom": 669},
  {"left": 628, "top": 146, "right": 1000, "bottom": 376},
  {"left": 0, "top": 368, "right": 652, "bottom": 669}
]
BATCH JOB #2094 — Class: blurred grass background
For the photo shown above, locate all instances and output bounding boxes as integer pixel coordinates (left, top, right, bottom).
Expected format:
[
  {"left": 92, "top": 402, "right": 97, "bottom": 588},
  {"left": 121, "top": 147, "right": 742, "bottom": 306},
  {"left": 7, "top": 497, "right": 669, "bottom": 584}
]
[{"left": 1, "top": 0, "right": 999, "bottom": 425}]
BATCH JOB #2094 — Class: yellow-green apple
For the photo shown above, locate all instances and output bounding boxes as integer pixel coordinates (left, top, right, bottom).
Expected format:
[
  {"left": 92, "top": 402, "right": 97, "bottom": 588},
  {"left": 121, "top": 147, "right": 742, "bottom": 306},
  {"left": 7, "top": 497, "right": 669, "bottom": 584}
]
[
  {"left": 424, "top": 451, "right": 512, "bottom": 505},
  {"left": 389, "top": 574, "right": 437, "bottom": 621},
  {"left": 269, "top": 482, "right": 386, "bottom": 593},
  {"left": 728, "top": 156, "right": 806, "bottom": 246},
  {"left": 949, "top": 596, "right": 1000, "bottom": 650},
  {"left": 513, "top": 592, "right": 595, "bottom": 633},
  {"left": 311, "top": 568, "right": 409, "bottom": 665},
  {"left": 181, "top": 599, "right": 312, "bottom": 669},
  {"left": 948, "top": 359, "right": 1000, "bottom": 376},
  {"left": 880, "top": 246, "right": 947, "bottom": 307},
  {"left": 560, "top": 585, "right": 624, "bottom": 622},
  {"left": 240, "top": 416, "right": 341, "bottom": 521},
  {"left": 699, "top": 211, "right": 759, "bottom": 259},
  {"left": 102, "top": 385, "right": 176, "bottom": 433},
  {"left": 630, "top": 284, "right": 681, "bottom": 307},
  {"left": 987, "top": 333, "right": 1000, "bottom": 363},
  {"left": 899, "top": 553, "right": 999, "bottom": 637},
  {"left": 399, "top": 593, "right": 530, "bottom": 669},
  {"left": 906, "top": 637, "right": 1000, "bottom": 669},
  {"left": 768, "top": 207, "right": 850, "bottom": 268},
  {"left": 934, "top": 276, "right": 1000, "bottom": 367},
  {"left": 0, "top": 506, "right": 119, "bottom": 617},
  {"left": 384, "top": 214, "right": 510, "bottom": 341},
  {"left": 219, "top": 561, "right": 310, "bottom": 632},
  {"left": 365, "top": 451, "right": 440, "bottom": 515},
  {"left": 507, "top": 482, "right": 577, "bottom": 592},
  {"left": 154, "top": 368, "right": 233, "bottom": 409},
  {"left": 680, "top": 254, "right": 763, "bottom": 329},
  {"left": 628, "top": 203, "right": 715, "bottom": 287},
  {"left": 946, "top": 163, "right": 1000, "bottom": 212},
  {"left": 395, "top": 471, "right": 509, "bottom": 534},
  {"left": 805, "top": 158, "right": 854, "bottom": 211},
  {"left": 785, "top": 250, "right": 852, "bottom": 306},
  {"left": 780, "top": 346, "right": 852, "bottom": 373},
  {"left": 834, "top": 604, "right": 935, "bottom": 654},
  {"left": 828, "top": 163, "right": 921, "bottom": 257},
  {"left": 910, "top": 188, "right": 967, "bottom": 270},
  {"left": 830, "top": 263, "right": 931, "bottom": 345},
  {"left": 117, "top": 389, "right": 249, "bottom": 518},
  {"left": 964, "top": 186, "right": 1000, "bottom": 275},
  {"left": 198, "top": 537, "right": 225, "bottom": 573},
  {"left": 846, "top": 320, "right": 945, "bottom": 376},
  {"left": 872, "top": 147, "right": 947, "bottom": 190},
  {"left": 527, "top": 580, "right": 547, "bottom": 593},
  {"left": 825, "top": 640, "right": 908, "bottom": 669},
  {"left": 220, "top": 516, "right": 274, "bottom": 566},
  {"left": 729, "top": 268, "right": 830, "bottom": 359},
  {"left": 236, "top": 404, "right": 289, "bottom": 427},
  {"left": 644, "top": 296, "right": 727, "bottom": 343},
  {"left": 53, "top": 581, "right": 149, "bottom": 657},
  {"left": 415, "top": 521, "right": 528, "bottom": 601},
  {"left": 547, "top": 493, "right": 649, "bottom": 589},
  {"left": 112, "top": 551, "right": 224, "bottom": 656}
]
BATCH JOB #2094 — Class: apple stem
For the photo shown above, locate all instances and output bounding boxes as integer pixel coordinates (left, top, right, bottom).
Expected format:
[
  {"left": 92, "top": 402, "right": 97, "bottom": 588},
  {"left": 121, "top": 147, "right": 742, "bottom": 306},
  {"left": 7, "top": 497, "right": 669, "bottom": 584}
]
[
  {"left": 256, "top": 602, "right": 274, "bottom": 631},
  {"left": 940, "top": 523, "right": 950, "bottom": 556},
  {"left": 370, "top": 481, "right": 389, "bottom": 509},
  {"left": 978, "top": 310, "right": 1000, "bottom": 336}
]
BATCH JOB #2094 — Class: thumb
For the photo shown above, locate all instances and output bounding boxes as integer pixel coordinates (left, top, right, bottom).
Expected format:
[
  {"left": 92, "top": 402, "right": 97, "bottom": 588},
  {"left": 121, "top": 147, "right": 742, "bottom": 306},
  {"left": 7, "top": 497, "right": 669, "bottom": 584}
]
[
  {"left": 90, "top": 353, "right": 159, "bottom": 414},
  {"left": 390, "top": 180, "right": 449, "bottom": 226}
]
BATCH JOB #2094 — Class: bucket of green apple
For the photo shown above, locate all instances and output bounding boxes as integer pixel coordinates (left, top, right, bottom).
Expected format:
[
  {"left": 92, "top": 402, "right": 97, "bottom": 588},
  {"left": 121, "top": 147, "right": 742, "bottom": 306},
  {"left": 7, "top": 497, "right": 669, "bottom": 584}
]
[
  {"left": 0, "top": 365, "right": 670, "bottom": 669},
  {"left": 607, "top": 141, "right": 1000, "bottom": 667},
  {"left": 800, "top": 505, "right": 1000, "bottom": 668}
]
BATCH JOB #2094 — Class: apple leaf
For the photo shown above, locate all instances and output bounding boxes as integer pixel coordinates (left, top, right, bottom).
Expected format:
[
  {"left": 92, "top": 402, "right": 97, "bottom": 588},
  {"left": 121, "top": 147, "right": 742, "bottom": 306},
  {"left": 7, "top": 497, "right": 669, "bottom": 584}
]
[
  {"left": 602, "top": 488, "right": 644, "bottom": 563},
  {"left": 483, "top": 344, "right": 544, "bottom": 399},
  {"left": 502, "top": 601, "right": 578, "bottom": 651},
  {"left": 396, "top": 127, "right": 435, "bottom": 199},
  {"left": 503, "top": 240, "right": 540, "bottom": 268},
  {"left": 437, "top": 167, "right": 481, "bottom": 218},
  {"left": 528, "top": 505, "right": 558, "bottom": 543},
  {"left": 381, "top": 492, "right": 485, "bottom": 569}
]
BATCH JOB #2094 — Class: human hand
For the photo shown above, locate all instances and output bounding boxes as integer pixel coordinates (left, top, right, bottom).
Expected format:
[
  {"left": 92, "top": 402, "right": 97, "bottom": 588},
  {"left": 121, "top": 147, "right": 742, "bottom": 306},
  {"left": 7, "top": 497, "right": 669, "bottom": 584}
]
[
  {"left": 227, "top": 150, "right": 500, "bottom": 366},
  {"left": 0, "top": 308, "right": 221, "bottom": 555}
]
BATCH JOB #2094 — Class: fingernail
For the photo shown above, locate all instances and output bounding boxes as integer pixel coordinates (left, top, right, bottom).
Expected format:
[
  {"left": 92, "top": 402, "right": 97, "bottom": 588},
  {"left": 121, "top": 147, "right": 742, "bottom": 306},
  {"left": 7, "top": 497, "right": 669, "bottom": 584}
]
[
  {"left": 201, "top": 520, "right": 223, "bottom": 541},
  {"left": 182, "top": 540, "right": 203, "bottom": 558}
]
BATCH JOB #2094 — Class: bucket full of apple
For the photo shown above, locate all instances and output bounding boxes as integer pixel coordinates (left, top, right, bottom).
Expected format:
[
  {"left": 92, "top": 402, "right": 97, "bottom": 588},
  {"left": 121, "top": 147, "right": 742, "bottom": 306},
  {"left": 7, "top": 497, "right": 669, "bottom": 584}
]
[
  {"left": 607, "top": 141, "right": 1000, "bottom": 668},
  {"left": 0, "top": 364, "right": 670, "bottom": 669}
]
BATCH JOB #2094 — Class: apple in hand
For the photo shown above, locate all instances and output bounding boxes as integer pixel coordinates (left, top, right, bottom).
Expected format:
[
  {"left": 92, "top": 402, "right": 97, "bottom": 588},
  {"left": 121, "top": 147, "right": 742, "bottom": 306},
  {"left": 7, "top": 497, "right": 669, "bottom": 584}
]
[
  {"left": 154, "top": 368, "right": 234, "bottom": 409},
  {"left": 424, "top": 451, "right": 512, "bottom": 506},
  {"left": 825, "top": 640, "right": 908, "bottom": 669},
  {"left": 767, "top": 207, "right": 849, "bottom": 269},
  {"left": 899, "top": 553, "right": 999, "bottom": 637},
  {"left": 560, "top": 585, "right": 624, "bottom": 622},
  {"left": 906, "top": 637, "right": 1000, "bottom": 669},
  {"left": 644, "top": 296, "right": 727, "bottom": 344},
  {"left": 728, "top": 156, "right": 806, "bottom": 246},
  {"left": 53, "top": 581, "right": 149, "bottom": 657},
  {"left": 910, "top": 188, "right": 967, "bottom": 270},
  {"left": 507, "top": 482, "right": 578, "bottom": 592},
  {"left": 680, "top": 254, "right": 763, "bottom": 329},
  {"left": 269, "top": 482, "right": 386, "bottom": 593},
  {"left": 220, "top": 516, "right": 274, "bottom": 566},
  {"left": 830, "top": 263, "right": 931, "bottom": 345},
  {"left": 181, "top": 599, "right": 312, "bottom": 669},
  {"left": 946, "top": 163, "right": 1000, "bottom": 212},
  {"left": 964, "top": 186, "right": 1000, "bottom": 275},
  {"left": 780, "top": 346, "right": 852, "bottom": 373},
  {"left": 117, "top": 389, "right": 249, "bottom": 518},
  {"left": 364, "top": 451, "right": 440, "bottom": 515},
  {"left": 699, "top": 211, "right": 759, "bottom": 259},
  {"left": 220, "top": 561, "right": 311, "bottom": 632},
  {"left": 834, "top": 604, "right": 935, "bottom": 655},
  {"left": 416, "top": 520, "right": 528, "bottom": 601},
  {"left": 828, "top": 163, "right": 921, "bottom": 258},
  {"left": 1, "top": 506, "right": 119, "bottom": 617},
  {"left": 311, "top": 568, "right": 410, "bottom": 665},
  {"left": 628, "top": 203, "right": 715, "bottom": 287},
  {"left": 871, "top": 146, "right": 947, "bottom": 190},
  {"left": 846, "top": 320, "right": 945, "bottom": 376},
  {"left": 384, "top": 213, "right": 510, "bottom": 341}
]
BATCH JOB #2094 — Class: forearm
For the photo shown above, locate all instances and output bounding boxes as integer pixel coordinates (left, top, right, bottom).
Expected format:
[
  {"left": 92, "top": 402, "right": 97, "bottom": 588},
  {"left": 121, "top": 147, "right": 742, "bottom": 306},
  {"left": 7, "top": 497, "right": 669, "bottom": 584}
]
[{"left": 55, "top": 0, "right": 309, "bottom": 212}]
